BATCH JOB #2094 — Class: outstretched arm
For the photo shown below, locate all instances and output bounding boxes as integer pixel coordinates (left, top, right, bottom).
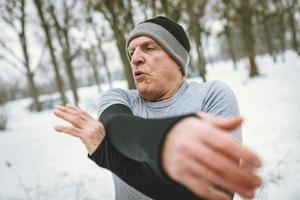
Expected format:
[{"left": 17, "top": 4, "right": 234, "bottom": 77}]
[
  {"left": 53, "top": 103, "right": 262, "bottom": 200},
  {"left": 54, "top": 103, "right": 201, "bottom": 200}
]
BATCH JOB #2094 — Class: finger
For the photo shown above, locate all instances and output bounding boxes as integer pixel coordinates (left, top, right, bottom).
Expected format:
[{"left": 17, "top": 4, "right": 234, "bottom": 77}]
[
  {"left": 54, "top": 125, "right": 82, "bottom": 138},
  {"left": 187, "top": 140, "right": 261, "bottom": 189},
  {"left": 54, "top": 105, "right": 78, "bottom": 115},
  {"left": 198, "top": 113, "right": 243, "bottom": 131},
  {"left": 240, "top": 160, "right": 258, "bottom": 173},
  {"left": 65, "top": 103, "right": 81, "bottom": 112},
  {"left": 201, "top": 125, "right": 262, "bottom": 168},
  {"left": 53, "top": 109, "right": 84, "bottom": 128},
  {"left": 186, "top": 158, "right": 256, "bottom": 199},
  {"left": 184, "top": 170, "right": 232, "bottom": 200},
  {"left": 66, "top": 104, "right": 93, "bottom": 120}
]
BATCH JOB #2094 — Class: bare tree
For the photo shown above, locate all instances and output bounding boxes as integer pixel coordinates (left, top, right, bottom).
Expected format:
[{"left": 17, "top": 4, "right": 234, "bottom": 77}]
[
  {"left": 33, "top": 0, "right": 67, "bottom": 105},
  {"left": 160, "top": 0, "right": 182, "bottom": 21},
  {"left": 0, "top": 106, "right": 8, "bottom": 131},
  {"left": 273, "top": 0, "right": 287, "bottom": 59},
  {"left": 184, "top": 0, "right": 208, "bottom": 81},
  {"left": 256, "top": 0, "right": 278, "bottom": 62},
  {"left": 215, "top": 0, "right": 239, "bottom": 69},
  {"left": 0, "top": 0, "right": 41, "bottom": 111},
  {"left": 93, "top": 0, "right": 136, "bottom": 89},
  {"left": 227, "top": 0, "right": 260, "bottom": 77},
  {"left": 286, "top": 0, "right": 300, "bottom": 55},
  {"left": 84, "top": 47, "right": 102, "bottom": 92},
  {"left": 95, "top": 28, "right": 113, "bottom": 89},
  {"left": 85, "top": 2, "right": 113, "bottom": 89},
  {"left": 48, "top": 1, "right": 80, "bottom": 105}
]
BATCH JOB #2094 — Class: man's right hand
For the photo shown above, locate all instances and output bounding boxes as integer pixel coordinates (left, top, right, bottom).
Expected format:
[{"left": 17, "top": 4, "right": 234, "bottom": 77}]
[{"left": 161, "top": 114, "right": 262, "bottom": 200}]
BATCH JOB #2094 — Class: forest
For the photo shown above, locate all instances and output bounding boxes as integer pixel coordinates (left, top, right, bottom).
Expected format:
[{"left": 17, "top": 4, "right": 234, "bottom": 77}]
[{"left": 0, "top": 0, "right": 299, "bottom": 111}]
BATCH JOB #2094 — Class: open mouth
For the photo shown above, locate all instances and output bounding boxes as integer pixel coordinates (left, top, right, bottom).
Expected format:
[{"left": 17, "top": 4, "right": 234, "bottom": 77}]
[
  {"left": 134, "top": 71, "right": 145, "bottom": 77},
  {"left": 134, "top": 71, "right": 148, "bottom": 81}
]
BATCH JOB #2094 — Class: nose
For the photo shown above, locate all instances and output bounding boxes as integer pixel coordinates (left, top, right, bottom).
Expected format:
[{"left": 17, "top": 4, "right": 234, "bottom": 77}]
[{"left": 131, "top": 49, "right": 145, "bottom": 66}]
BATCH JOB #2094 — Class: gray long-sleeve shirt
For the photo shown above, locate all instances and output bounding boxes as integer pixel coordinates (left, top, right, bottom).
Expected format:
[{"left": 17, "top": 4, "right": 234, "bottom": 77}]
[{"left": 96, "top": 80, "right": 242, "bottom": 200}]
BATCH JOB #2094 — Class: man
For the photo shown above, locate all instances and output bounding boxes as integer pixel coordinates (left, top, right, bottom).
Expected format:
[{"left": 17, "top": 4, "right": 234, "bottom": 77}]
[{"left": 54, "top": 16, "right": 262, "bottom": 200}]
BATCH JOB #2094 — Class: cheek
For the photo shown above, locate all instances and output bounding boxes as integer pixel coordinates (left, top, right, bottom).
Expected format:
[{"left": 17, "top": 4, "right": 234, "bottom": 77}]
[
  {"left": 153, "top": 65, "right": 177, "bottom": 83},
  {"left": 145, "top": 54, "right": 178, "bottom": 84}
]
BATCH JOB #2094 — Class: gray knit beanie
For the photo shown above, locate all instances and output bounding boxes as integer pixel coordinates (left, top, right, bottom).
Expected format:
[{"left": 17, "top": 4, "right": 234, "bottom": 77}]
[{"left": 126, "top": 16, "right": 190, "bottom": 75}]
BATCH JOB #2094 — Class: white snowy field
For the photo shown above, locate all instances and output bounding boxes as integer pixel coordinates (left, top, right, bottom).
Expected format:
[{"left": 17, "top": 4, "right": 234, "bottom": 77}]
[{"left": 0, "top": 51, "right": 299, "bottom": 200}]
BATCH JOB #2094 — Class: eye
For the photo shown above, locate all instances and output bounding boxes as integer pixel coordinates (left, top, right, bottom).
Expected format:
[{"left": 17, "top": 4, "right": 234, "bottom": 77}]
[
  {"left": 146, "top": 46, "right": 156, "bottom": 52},
  {"left": 128, "top": 50, "right": 134, "bottom": 57}
]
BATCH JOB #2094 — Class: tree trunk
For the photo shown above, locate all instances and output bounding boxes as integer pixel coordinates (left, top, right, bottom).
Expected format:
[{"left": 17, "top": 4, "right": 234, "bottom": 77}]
[
  {"left": 33, "top": 0, "right": 67, "bottom": 105},
  {"left": 151, "top": 0, "right": 157, "bottom": 17},
  {"left": 241, "top": 23, "right": 259, "bottom": 77},
  {"left": 195, "top": 35, "right": 206, "bottom": 82},
  {"left": 278, "top": 15, "right": 286, "bottom": 58},
  {"left": 262, "top": 15, "right": 277, "bottom": 62},
  {"left": 126, "top": 0, "right": 135, "bottom": 26},
  {"left": 26, "top": 71, "right": 41, "bottom": 111},
  {"left": 112, "top": 20, "right": 135, "bottom": 89},
  {"left": 286, "top": 1, "right": 300, "bottom": 54},
  {"left": 238, "top": 2, "right": 259, "bottom": 77},
  {"left": 98, "top": 40, "right": 112, "bottom": 89},
  {"left": 86, "top": 49, "right": 102, "bottom": 92},
  {"left": 224, "top": 25, "right": 238, "bottom": 70},
  {"left": 94, "top": 1, "right": 135, "bottom": 89},
  {"left": 62, "top": 2, "right": 79, "bottom": 105},
  {"left": 19, "top": 0, "right": 41, "bottom": 111},
  {"left": 185, "top": 0, "right": 207, "bottom": 81},
  {"left": 49, "top": 4, "right": 79, "bottom": 105},
  {"left": 92, "top": 24, "right": 113, "bottom": 89},
  {"left": 108, "top": 6, "right": 135, "bottom": 89},
  {"left": 63, "top": 29, "right": 79, "bottom": 105},
  {"left": 274, "top": 0, "right": 287, "bottom": 59},
  {"left": 87, "top": 14, "right": 113, "bottom": 89},
  {"left": 161, "top": 0, "right": 169, "bottom": 16}
]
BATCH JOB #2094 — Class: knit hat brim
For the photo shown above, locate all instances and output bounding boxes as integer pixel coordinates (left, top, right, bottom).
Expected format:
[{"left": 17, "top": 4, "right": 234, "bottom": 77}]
[{"left": 126, "top": 22, "right": 190, "bottom": 75}]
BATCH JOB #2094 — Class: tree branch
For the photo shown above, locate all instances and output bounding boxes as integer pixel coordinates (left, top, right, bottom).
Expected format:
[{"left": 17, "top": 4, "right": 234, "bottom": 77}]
[
  {"left": 33, "top": 46, "right": 46, "bottom": 74},
  {"left": 0, "top": 40, "right": 25, "bottom": 66},
  {"left": 0, "top": 56, "right": 25, "bottom": 74}
]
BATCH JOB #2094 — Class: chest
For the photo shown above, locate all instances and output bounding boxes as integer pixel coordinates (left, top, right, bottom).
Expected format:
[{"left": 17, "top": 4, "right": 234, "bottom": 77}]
[{"left": 132, "top": 94, "right": 205, "bottom": 119}]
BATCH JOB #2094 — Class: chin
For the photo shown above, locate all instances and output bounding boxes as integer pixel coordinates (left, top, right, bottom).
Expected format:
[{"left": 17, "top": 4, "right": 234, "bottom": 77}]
[{"left": 137, "top": 87, "right": 155, "bottom": 101}]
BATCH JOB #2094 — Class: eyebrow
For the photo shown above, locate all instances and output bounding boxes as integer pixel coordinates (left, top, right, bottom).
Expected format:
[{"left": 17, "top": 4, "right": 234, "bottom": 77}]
[{"left": 128, "top": 40, "right": 157, "bottom": 52}]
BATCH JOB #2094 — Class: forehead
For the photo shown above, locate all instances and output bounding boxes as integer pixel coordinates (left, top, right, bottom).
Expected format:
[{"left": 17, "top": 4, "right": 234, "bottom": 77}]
[{"left": 128, "top": 36, "right": 159, "bottom": 49}]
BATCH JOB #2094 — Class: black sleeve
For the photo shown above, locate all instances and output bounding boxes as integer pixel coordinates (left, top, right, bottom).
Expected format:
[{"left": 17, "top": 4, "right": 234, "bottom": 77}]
[
  {"left": 93, "top": 103, "right": 195, "bottom": 176},
  {"left": 88, "top": 104, "right": 203, "bottom": 200}
]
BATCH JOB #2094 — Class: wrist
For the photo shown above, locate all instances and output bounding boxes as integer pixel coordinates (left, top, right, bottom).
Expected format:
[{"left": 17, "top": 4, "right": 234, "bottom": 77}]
[{"left": 161, "top": 116, "right": 198, "bottom": 176}]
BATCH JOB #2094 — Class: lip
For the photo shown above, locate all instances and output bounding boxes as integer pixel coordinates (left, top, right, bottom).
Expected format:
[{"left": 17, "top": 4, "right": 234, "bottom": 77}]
[
  {"left": 134, "top": 70, "right": 146, "bottom": 77},
  {"left": 134, "top": 71, "right": 147, "bottom": 81}
]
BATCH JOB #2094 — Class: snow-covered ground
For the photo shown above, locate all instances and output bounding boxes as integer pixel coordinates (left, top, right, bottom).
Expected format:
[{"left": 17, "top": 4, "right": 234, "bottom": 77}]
[{"left": 0, "top": 51, "right": 299, "bottom": 200}]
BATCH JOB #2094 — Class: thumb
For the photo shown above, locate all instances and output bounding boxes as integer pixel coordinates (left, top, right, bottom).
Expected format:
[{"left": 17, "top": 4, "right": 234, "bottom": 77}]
[{"left": 197, "top": 112, "right": 243, "bottom": 131}]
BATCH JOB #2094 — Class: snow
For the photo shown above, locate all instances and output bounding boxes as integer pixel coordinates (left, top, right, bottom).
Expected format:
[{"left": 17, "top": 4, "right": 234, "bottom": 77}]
[{"left": 1, "top": 50, "right": 300, "bottom": 200}]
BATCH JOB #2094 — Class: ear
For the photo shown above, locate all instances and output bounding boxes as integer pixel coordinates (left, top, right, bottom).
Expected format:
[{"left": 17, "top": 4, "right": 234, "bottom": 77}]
[{"left": 177, "top": 65, "right": 183, "bottom": 74}]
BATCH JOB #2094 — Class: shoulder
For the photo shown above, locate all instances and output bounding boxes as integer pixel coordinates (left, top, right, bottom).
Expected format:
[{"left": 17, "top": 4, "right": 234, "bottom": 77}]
[
  {"left": 186, "top": 80, "right": 235, "bottom": 97},
  {"left": 100, "top": 88, "right": 138, "bottom": 101},
  {"left": 201, "top": 81, "right": 242, "bottom": 141},
  {"left": 188, "top": 80, "right": 233, "bottom": 91},
  {"left": 97, "top": 88, "right": 139, "bottom": 118},
  {"left": 188, "top": 80, "right": 242, "bottom": 141},
  {"left": 198, "top": 80, "right": 239, "bottom": 116},
  {"left": 206, "top": 80, "right": 236, "bottom": 96}
]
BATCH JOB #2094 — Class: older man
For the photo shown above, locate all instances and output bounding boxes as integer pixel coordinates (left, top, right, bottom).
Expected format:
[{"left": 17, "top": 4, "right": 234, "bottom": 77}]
[{"left": 54, "top": 16, "right": 261, "bottom": 200}]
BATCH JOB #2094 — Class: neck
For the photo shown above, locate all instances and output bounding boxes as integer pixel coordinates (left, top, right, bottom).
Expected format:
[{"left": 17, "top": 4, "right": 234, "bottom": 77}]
[{"left": 151, "top": 77, "right": 185, "bottom": 102}]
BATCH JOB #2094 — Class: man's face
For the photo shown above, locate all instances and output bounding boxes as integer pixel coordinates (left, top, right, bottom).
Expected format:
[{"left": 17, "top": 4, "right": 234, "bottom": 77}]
[{"left": 128, "top": 36, "right": 184, "bottom": 101}]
